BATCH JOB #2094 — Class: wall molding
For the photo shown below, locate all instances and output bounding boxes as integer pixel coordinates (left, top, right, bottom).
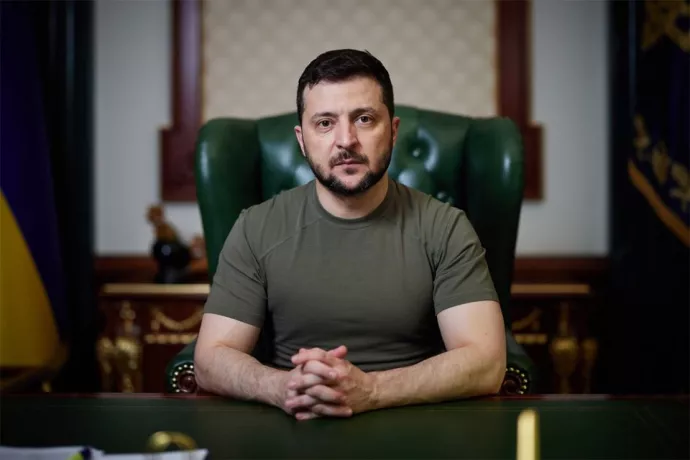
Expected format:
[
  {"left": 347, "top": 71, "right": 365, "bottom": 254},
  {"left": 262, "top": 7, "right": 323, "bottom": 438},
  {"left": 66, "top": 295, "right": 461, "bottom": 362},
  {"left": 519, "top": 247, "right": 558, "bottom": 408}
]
[
  {"left": 160, "top": 0, "right": 543, "bottom": 202},
  {"left": 497, "top": 0, "right": 543, "bottom": 199},
  {"left": 159, "top": 0, "right": 200, "bottom": 202}
]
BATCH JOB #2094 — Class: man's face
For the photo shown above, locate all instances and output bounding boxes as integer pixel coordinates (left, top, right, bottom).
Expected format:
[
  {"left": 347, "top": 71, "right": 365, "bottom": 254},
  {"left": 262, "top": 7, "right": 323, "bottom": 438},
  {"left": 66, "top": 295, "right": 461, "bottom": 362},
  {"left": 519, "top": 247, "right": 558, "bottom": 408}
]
[{"left": 295, "top": 76, "right": 400, "bottom": 197}]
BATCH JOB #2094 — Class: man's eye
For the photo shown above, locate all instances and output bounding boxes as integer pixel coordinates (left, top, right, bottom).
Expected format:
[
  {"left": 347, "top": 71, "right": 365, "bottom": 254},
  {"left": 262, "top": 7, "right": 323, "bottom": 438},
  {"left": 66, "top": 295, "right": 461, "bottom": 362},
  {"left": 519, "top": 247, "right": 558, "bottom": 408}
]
[
  {"left": 358, "top": 116, "right": 372, "bottom": 124},
  {"left": 318, "top": 120, "right": 331, "bottom": 128}
]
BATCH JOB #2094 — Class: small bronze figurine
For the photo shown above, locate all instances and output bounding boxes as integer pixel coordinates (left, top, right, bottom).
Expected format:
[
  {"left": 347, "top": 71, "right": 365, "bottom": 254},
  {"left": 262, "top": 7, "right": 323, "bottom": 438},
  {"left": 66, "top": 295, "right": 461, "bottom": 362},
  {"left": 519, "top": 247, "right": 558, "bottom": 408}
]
[{"left": 147, "top": 205, "right": 191, "bottom": 284}]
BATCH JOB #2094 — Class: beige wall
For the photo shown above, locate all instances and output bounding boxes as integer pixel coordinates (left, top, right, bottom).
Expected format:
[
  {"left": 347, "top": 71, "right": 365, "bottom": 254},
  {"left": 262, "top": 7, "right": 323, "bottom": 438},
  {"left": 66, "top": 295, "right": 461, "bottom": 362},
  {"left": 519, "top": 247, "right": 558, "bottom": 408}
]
[
  {"left": 202, "top": 0, "right": 496, "bottom": 120},
  {"left": 95, "top": 0, "right": 609, "bottom": 256}
]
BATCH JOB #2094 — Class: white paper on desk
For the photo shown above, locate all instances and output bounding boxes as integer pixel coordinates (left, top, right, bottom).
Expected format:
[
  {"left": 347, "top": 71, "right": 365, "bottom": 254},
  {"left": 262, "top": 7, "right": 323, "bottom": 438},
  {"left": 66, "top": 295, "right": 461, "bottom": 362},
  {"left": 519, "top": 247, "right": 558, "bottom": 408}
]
[
  {"left": 0, "top": 446, "right": 105, "bottom": 459},
  {"left": 103, "top": 451, "right": 208, "bottom": 460},
  {"left": 0, "top": 447, "right": 207, "bottom": 460}
]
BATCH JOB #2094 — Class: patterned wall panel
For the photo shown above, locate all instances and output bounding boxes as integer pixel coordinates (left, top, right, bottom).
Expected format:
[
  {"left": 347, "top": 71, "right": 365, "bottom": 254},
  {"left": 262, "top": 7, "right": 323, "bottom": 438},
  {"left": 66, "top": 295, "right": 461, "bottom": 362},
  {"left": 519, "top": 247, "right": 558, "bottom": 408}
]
[{"left": 202, "top": 0, "right": 496, "bottom": 121}]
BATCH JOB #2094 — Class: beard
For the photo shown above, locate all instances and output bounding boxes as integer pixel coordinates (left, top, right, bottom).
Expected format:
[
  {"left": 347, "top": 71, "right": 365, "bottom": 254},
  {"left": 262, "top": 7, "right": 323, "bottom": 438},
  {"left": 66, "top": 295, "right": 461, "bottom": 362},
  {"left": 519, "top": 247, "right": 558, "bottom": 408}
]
[{"left": 304, "top": 141, "right": 393, "bottom": 197}]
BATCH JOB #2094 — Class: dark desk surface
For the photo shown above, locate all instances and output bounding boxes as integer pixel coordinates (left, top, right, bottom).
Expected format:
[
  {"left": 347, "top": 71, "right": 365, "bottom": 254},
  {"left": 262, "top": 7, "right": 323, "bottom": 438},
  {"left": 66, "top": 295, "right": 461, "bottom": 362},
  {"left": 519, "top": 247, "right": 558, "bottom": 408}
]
[{"left": 1, "top": 394, "right": 688, "bottom": 459}]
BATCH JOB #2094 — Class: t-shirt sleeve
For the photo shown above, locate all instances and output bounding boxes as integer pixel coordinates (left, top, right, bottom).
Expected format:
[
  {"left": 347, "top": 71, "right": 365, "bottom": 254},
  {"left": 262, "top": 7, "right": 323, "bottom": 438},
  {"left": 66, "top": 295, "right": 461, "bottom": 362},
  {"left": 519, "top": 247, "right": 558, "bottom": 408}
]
[
  {"left": 203, "top": 210, "right": 267, "bottom": 327},
  {"left": 432, "top": 207, "right": 499, "bottom": 315}
]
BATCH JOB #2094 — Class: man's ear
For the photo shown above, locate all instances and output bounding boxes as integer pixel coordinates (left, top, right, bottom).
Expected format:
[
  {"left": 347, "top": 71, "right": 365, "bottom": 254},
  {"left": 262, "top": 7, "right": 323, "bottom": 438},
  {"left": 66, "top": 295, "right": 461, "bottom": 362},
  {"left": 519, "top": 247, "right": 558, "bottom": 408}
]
[
  {"left": 294, "top": 125, "right": 306, "bottom": 157},
  {"left": 391, "top": 116, "right": 401, "bottom": 147}
]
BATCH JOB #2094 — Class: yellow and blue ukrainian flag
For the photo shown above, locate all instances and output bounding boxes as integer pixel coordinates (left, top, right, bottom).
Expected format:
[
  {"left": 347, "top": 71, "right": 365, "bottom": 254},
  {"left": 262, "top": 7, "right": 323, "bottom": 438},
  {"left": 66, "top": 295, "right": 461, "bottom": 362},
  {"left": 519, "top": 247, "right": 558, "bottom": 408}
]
[{"left": 0, "top": 1, "right": 68, "bottom": 367}]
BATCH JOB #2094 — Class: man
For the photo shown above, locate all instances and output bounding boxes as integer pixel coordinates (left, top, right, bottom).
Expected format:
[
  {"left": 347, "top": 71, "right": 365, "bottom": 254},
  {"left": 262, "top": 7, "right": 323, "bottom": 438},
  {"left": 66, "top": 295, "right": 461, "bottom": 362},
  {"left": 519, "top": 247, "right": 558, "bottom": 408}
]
[{"left": 194, "top": 49, "right": 506, "bottom": 421}]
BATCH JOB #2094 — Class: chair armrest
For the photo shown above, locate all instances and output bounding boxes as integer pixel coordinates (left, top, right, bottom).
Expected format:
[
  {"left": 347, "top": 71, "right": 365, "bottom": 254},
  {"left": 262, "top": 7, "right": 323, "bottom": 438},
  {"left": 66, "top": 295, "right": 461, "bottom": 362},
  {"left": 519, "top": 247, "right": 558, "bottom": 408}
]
[
  {"left": 166, "top": 341, "right": 197, "bottom": 393},
  {"left": 166, "top": 332, "right": 537, "bottom": 395},
  {"left": 501, "top": 329, "right": 536, "bottom": 395}
]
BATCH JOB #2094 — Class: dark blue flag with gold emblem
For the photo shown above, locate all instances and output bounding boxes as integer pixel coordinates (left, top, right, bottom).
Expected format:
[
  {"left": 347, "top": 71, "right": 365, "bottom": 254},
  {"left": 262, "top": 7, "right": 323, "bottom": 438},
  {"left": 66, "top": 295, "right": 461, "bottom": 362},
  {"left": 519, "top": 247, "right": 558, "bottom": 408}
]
[
  {"left": 630, "top": 0, "right": 689, "bottom": 245},
  {"left": 607, "top": 0, "right": 689, "bottom": 394}
]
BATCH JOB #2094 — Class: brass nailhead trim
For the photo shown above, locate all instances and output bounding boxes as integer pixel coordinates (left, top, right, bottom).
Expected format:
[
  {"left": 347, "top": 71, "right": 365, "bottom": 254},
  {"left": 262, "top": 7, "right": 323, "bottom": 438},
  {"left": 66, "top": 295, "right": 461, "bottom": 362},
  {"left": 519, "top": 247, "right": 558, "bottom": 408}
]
[{"left": 170, "top": 363, "right": 195, "bottom": 393}]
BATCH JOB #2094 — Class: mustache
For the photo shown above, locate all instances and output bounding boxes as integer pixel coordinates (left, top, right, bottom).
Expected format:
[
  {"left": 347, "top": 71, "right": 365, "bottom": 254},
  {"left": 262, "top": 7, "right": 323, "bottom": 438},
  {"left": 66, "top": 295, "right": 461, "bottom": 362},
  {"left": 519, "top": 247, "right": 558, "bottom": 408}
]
[{"left": 329, "top": 150, "right": 368, "bottom": 168}]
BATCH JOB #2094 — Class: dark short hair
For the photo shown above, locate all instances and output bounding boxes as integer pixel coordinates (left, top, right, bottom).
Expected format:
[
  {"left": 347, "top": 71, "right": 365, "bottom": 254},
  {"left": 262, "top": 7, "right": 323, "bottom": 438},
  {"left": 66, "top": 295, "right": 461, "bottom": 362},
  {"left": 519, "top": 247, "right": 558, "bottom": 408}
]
[{"left": 296, "top": 49, "right": 394, "bottom": 124}]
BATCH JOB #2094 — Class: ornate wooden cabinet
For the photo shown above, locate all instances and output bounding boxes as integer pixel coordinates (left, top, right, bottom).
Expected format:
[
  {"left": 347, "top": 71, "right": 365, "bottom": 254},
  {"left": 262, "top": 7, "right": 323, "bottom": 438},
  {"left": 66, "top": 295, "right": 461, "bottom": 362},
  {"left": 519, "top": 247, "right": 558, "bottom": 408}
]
[
  {"left": 510, "top": 283, "right": 599, "bottom": 394},
  {"left": 97, "top": 284, "right": 208, "bottom": 393},
  {"left": 97, "top": 281, "right": 602, "bottom": 394}
]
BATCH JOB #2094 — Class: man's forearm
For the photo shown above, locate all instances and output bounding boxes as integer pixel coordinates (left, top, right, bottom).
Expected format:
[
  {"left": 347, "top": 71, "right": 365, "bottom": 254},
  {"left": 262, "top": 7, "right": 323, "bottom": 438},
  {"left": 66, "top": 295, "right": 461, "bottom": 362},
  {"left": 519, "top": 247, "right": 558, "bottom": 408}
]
[
  {"left": 195, "top": 346, "right": 288, "bottom": 407},
  {"left": 369, "top": 347, "right": 505, "bottom": 410}
]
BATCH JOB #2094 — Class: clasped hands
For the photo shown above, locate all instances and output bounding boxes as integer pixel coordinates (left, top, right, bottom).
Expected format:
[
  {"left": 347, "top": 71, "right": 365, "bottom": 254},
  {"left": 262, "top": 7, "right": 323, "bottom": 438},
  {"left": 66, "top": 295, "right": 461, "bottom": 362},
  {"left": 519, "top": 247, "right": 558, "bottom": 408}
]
[{"left": 281, "top": 345, "right": 377, "bottom": 421}]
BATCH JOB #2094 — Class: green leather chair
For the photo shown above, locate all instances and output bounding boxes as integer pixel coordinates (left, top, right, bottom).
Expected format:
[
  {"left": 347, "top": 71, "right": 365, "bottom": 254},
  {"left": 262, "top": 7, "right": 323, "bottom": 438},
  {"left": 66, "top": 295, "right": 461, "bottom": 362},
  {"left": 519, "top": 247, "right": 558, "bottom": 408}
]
[{"left": 165, "top": 105, "right": 535, "bottom": 395}]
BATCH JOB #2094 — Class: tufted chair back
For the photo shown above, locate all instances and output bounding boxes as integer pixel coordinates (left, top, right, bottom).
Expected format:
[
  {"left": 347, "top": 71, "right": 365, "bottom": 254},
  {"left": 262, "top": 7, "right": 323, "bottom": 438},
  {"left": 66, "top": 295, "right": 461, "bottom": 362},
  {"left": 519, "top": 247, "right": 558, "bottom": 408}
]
[
  {"left": 198, "top": 105, "right": 523, "bottom": 324},
  {"left": 166, "top": 105, "right": 535, "bottom": 395}
]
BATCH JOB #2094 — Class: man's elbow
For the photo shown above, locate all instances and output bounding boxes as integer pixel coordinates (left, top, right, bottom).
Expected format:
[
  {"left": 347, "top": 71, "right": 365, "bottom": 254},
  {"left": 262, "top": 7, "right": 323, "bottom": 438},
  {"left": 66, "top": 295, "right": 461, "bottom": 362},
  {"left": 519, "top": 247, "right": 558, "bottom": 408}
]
[
  {"left": 481, "top": 347, "right": 507, "bottom": 395},
  {"left": 193, "top": 346, "right": 214, "bottom": 391}
]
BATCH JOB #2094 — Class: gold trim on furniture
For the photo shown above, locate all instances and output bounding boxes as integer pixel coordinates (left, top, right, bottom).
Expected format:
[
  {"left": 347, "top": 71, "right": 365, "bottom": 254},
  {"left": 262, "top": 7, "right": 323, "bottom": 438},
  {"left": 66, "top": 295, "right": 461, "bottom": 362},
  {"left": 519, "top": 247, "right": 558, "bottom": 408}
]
[
  {"left": 119, "top": 301, "right": 136, "bottom": 335},
  {"left": 151, "top": 307, "right": 203, "bottom": 332},
  {"left": 549, "top": 302, "right": 580, "bottom": 394},
  {"left": 144, "top": 333, "right": 197, "bottom": 345},
  {"left": 512, "top": 308, "right": 543, "bottom": 331},
  {"left": 170, "top": 362, "right": 197, "bottom": 393},
  {"left": 102, "top": 284, "right": 210, "bottom": 296},
  {"left": 511, "top": 283, "right": 591, "bottom": 295},
  {"left": 515, "top": 333, "right": 548, "bottom": 345},
  {"left": 103, "top": 282, "right": 590, "bottom": 297},
  {"left": 98, "top": 334, "right": 143, "bottom": 392},
  {"left": 96, "top": 337, "right": 115, "bottom": 392},
  {"left": 114, "top": 336, "right": 142, "bottom": 393},
  {"left": 502, "top": 366, "right": 530, "bottom": 395}
]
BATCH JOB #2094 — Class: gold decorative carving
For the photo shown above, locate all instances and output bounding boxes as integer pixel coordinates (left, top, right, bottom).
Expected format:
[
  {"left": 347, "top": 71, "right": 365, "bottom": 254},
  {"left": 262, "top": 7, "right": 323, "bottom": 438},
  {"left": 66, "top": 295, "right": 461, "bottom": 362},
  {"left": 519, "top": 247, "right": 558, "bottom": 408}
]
[
  {"left": 120, "top": 301, "right": 136, "bottom": 335},
  {"left": 96, "top": 303, "right": 143, "bottom": 392},
  {"left": 549, "top": 336, "right": 579, "bottom": 393},
  {"left": 97, "top": 335, "right": 142, "bottom": 392},
  {"left": 549, "top": 302, "right": 580, "bottom": 394},
  {"left": 114, "top": 336, "right": 142, "bottom": 392},
  {"left": 96, "top": 337, "right": 116, "bottom": 392},
  {"left": 144, "top": 333, "right": 197, "bottom": 345},
  {"left": 151, "top": 307, "right": 203, "bottom": 332},
  {"left": 512, "top": 308, "right": 542, "bottom": 332},
  {"left": 515, "top": 333, "right": 548, "bottom": 345}
]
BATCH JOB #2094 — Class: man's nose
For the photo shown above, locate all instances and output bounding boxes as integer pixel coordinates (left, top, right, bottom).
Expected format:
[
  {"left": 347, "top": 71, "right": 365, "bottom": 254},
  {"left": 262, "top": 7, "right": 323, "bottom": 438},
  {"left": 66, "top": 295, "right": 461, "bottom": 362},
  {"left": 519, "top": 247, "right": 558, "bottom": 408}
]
[{"left": 335, "top": 122, "right": 358, "bottom": 150}]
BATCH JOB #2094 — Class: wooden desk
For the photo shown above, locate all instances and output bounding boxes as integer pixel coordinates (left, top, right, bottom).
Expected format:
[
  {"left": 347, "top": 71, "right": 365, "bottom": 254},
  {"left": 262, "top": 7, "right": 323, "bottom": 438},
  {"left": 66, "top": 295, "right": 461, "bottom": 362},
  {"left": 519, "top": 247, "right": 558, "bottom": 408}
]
[{"left": 1, "top": 394, "right": 687, "bottom": 459}]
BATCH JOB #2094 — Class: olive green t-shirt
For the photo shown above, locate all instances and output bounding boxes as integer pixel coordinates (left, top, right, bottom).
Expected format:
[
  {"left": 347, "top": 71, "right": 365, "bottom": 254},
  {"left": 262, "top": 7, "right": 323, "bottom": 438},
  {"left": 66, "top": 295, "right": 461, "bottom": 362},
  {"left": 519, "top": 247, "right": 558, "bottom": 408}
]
[{"left": 204, "top": 177, "right": 498, "bottom": 372}]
